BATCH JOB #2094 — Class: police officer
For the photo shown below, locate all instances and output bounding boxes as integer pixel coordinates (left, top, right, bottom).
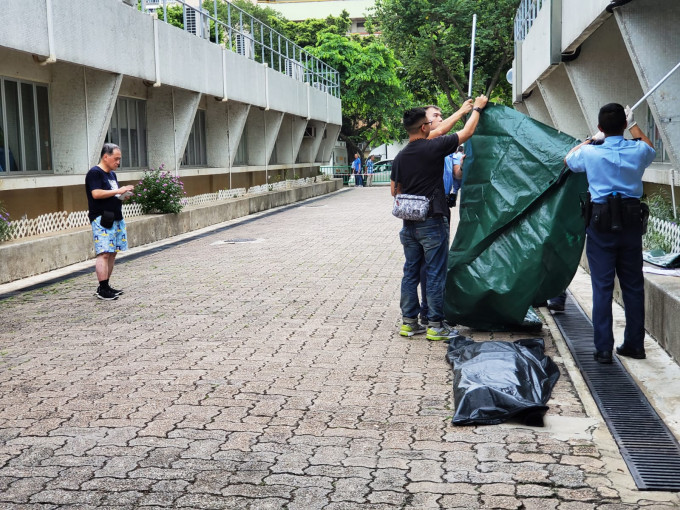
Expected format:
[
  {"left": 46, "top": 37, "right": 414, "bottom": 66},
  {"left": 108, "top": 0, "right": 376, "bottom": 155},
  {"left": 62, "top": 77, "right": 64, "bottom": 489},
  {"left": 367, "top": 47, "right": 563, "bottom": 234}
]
[{"left": 565, "top": 103, "right": 655, "bottom": 364}]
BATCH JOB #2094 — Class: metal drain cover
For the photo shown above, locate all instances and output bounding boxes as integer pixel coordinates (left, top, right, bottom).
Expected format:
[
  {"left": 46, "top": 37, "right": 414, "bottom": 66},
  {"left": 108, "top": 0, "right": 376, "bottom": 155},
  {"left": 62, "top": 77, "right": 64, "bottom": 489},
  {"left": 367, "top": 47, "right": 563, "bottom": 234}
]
[
  {"left": 552, "top": 294, "right": 680, "bottom": 491},
  {"left": 211, "top": 238, "right": 263, "bottom": 245}
]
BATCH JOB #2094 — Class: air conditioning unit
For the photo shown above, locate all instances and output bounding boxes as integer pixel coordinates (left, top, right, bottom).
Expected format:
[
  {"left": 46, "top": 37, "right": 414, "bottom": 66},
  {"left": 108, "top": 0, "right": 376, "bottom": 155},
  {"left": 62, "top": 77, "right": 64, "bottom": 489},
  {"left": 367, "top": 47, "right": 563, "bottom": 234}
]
[
  {"left": 284, "top": 59, "right": 302, "bottom": 80},
  {"left": 185, "top": 8, "right": 210, "bottom": 39},
  {"left": 304, "top": 126, "right": 317, "bottom": 138},
  {"left": 312, "top": 81, "right": 327, "bottom": 93},
  {"left": 235, "top": 32, "right": 254, "bottom": 59}
]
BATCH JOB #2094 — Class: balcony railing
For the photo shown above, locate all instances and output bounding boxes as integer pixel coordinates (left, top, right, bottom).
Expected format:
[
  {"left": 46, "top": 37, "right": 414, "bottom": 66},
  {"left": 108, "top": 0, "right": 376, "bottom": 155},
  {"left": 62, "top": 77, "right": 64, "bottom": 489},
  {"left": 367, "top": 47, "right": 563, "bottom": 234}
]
[
  {"left": 514, "top": 0, "right": 548, "bottom": 41},
  {"left": 134, "top": 0, "right": 340, "bottom": 97}
]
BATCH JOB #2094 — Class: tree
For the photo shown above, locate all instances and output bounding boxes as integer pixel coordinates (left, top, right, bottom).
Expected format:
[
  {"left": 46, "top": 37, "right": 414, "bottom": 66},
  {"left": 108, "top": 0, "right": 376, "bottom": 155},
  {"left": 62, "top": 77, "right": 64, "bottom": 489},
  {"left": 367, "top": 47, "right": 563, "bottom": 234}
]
[
  {"left": 370, "top": 0, "right": 516, "bottom": 109},
  {"left": 155, "top": 4, "right": 184, "bottom": 30},
  {"left": 308, "top": 33, "right": 410, "bottom": 163}
]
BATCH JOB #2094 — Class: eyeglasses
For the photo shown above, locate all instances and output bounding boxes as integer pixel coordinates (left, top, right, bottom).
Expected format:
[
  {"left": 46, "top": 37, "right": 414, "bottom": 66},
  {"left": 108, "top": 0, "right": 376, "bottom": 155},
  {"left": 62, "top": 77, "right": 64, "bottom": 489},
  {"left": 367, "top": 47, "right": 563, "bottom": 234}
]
[{"left": 421, "top": 120, "right": 433, "bottom": 128}]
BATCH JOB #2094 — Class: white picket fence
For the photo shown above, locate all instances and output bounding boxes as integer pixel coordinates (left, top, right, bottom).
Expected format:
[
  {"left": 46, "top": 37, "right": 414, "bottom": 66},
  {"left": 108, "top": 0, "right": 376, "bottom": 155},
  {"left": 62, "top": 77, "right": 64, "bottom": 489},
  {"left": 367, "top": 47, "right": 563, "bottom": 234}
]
[
  {"left": 646, "top": 216, "right": 680, "bottom": 253},
  {"left": 6, "top": 177, "right": 323, "bottom": 241}
]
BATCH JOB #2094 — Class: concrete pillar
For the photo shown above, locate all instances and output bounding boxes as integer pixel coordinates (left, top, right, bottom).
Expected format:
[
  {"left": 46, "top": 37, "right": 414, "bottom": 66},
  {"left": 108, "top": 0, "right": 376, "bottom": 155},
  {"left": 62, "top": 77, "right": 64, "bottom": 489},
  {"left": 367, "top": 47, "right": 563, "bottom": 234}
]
[
  {"left": 147, "top": 87, "right": 201, "bottom": 172},
  {"left": 244, "top": 109, "right": 283, "bottom": 166},
  {"left": 297, "top": 121, "right": 326, "bottom": 163},
  {"left": 615, "top": 0, "right": 680, "bottom": 167},
  {"left": 564, "top": 16, "right": 645, "bottom": 136},
  {"left": 226, "top": 102, "right": 250, "bottom": 167},
  {"left": 537, "top": 64, "right": 590, "bottom": 140},
  {"left": 205, "top": 99, "right": 229, "bottom": 168},
  {"left": 523, "top": 88, "right": 554, "bottom": 128},
  {"left": 51, "top": 63, "right": 121, "bottom": 174},
  {"left": 274, "top": 114, "right": 307, "bottom": 165},
  {"left": 317, "top": 124, "right": 341, "bottom": 164},
  {"left": 513, "top": 101, "right": 530, "bottom": 116}
]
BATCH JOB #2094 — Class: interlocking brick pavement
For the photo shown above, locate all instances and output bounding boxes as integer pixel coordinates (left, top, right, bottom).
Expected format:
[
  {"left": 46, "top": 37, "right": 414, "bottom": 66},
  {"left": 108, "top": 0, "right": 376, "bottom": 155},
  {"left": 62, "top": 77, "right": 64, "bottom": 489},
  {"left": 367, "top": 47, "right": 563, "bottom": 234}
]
[{"left": 1, "top": 187, "right": 679, "bottom": 509}]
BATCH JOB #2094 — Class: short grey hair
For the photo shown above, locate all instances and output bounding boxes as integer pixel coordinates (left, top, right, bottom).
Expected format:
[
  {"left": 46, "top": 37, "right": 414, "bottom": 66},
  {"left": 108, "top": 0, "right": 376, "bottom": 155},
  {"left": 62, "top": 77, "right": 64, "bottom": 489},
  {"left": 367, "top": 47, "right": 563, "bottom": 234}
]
[{"left": 101, "top": 143, "right": 120, "bottom": 158}]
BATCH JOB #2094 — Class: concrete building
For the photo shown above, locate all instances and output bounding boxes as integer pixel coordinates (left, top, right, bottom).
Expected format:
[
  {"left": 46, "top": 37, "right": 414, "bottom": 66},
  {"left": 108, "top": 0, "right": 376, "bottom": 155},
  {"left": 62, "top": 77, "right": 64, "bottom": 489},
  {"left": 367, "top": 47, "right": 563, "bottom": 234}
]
[
  {"left": 511, "top": 0, "right": 679, "bottom": 208},
  {"left": 0, "top": 0, "right": 341, "bottom": 221}
]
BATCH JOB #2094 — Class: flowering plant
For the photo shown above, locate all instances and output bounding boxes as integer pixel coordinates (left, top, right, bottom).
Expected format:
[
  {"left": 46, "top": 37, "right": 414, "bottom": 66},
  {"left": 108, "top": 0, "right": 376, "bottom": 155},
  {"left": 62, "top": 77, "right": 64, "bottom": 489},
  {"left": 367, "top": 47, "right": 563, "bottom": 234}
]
[
  {"left": 0, "top": 201, "right": 14, "bottom": 242},
  {"left": 131, "top": 165, "right": 186, "bottom": 214}
]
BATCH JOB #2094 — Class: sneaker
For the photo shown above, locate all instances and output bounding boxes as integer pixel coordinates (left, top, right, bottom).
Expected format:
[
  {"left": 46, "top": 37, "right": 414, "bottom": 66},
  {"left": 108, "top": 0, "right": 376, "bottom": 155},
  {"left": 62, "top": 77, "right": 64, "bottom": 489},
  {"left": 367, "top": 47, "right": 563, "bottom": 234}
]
[
  {"left": 400, "top": 321, "right": 426, "bottom": 337},
  {"left": 426, "top": 322, "right": 459, "bottom": 341},
  {"left": 95, "top": 286, "right": 119, "bottom": 301},
  {"left": 109, "top": 286, "right": 124, "bottom": 296}
]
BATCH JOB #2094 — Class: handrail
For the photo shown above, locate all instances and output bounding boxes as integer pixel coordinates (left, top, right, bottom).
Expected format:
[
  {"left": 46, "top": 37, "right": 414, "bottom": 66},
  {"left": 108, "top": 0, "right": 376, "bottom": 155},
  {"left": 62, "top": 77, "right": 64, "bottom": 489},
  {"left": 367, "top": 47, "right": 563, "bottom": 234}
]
[
  {"left": 137, "top": 0, "right": 340, "bottom": 97},
  {"left": 514, "top": 0, "right": 547, "bottom": 42}
]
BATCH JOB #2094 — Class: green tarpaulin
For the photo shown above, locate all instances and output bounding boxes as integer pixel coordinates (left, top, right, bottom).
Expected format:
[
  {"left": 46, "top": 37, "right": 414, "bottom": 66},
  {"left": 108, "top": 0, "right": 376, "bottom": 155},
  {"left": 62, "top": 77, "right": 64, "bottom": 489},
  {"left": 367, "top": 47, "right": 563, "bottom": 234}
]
[{"left": 444, "top": 104, "right": 588, "bottom": 329}]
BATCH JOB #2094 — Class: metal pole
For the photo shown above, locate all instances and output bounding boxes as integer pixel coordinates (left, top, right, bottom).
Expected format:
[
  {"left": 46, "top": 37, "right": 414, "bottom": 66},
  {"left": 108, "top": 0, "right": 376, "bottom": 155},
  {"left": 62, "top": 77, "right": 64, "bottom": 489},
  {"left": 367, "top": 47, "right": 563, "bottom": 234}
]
[
  {"left": 631, "top": 61, "right": 680, "bottom": 111},
  {"left": 214, "top": 0, "right": 218, "bottom": 45},
  {"left": 467, "top": 14, "right": 477, "bottom": 98}
]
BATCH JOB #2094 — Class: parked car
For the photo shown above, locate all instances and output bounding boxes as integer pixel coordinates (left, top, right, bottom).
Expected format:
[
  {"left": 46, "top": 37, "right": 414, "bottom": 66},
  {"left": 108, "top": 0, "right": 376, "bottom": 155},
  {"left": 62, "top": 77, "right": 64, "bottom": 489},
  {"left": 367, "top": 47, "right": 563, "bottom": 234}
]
[{"left": 372, "top": 159, "right": 393, "bottom": 173}]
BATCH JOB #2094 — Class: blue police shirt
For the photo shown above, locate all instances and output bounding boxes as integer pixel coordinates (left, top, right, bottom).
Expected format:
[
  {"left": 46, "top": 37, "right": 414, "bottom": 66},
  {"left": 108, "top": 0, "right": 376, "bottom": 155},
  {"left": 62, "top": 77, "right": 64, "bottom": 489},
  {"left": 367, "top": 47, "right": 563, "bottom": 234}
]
[{"left": 565, "top": 136, "right": 655, "bottom": 203}]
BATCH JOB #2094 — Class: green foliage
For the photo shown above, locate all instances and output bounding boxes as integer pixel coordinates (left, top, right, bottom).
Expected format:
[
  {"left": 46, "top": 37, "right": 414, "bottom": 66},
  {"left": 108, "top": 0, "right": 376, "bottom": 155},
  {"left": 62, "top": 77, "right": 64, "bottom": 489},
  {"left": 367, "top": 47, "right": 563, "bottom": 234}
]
[
  {"left": 370, "top": 0, "right": 516, "bottom": 108},
  {"left": 132, "top": 166, "right": 186, "bottom": 214},
  {"left": 0, "top": 201, "right": 14, "bottom": 242},
  {"left": 642, "top": 193, "right": 678, "bottom": 252},
  {"left": 155, "top": 4, "right": 184, "bottom": 30},
  {"left": 308, "top": 33, "right": 410, "bottom": 159},
  {"left": 644, "top": 193, "right": 676, "bottom": 221}
]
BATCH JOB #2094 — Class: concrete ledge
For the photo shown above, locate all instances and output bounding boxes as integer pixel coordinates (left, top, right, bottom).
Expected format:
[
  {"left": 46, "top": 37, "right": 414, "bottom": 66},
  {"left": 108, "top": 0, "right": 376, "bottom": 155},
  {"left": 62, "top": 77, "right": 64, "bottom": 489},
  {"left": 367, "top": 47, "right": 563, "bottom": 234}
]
[
  {"left": 579, "top": 249, "right": 680, "bottom": 364},
  {"left": 0, "top": 180, "right": 342, "bottom": 284}
]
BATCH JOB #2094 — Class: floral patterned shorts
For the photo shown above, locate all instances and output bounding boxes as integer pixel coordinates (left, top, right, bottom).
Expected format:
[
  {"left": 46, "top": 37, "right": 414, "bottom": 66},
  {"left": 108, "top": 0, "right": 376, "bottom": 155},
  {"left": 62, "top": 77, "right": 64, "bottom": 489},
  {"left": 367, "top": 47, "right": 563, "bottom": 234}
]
[{"left": 91, "top": 217, "right": 128, "bottom": 255}]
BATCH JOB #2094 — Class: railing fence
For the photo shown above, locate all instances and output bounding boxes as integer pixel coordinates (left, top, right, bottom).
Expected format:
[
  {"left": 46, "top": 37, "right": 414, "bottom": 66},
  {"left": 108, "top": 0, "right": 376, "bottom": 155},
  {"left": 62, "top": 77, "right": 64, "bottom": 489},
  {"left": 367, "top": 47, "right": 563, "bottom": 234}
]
[{"left": 135, "top": 0, "right": 340, "bottom": 97}]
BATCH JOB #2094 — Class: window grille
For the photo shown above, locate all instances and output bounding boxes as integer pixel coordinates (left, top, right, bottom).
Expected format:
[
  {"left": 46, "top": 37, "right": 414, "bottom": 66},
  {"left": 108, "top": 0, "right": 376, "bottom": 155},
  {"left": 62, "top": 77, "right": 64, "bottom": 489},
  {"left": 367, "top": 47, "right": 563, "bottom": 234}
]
[
  {"left": 182, "top": 109, "right": 207, "bottom": 167},
  {"left": 106, "top": 97, "right": 148, "bottom": 169},
  {"left": 0, "top": 77, "right": 52, "bottom": 173}
]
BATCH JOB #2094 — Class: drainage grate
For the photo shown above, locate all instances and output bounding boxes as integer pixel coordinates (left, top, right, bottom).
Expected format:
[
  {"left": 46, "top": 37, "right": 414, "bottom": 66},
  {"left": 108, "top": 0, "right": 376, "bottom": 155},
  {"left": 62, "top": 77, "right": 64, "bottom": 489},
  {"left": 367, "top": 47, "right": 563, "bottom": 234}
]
[
  {"left": 551, "top": 294, "right": 680, "bottom": 491},
  {"left": 210, "top": 238, "right": 263, "bottom": 246}
]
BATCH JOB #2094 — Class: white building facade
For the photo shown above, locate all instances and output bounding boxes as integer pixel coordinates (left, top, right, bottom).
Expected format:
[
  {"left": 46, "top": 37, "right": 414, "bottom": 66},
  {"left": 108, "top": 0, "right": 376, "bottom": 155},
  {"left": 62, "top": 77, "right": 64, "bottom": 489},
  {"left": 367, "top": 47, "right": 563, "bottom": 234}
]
[
  {"left": 0, "top": 0, "right": 342, "bottom": 220},
  {"left": 511, "top": 0, "right": 679, "bottom": 206}
]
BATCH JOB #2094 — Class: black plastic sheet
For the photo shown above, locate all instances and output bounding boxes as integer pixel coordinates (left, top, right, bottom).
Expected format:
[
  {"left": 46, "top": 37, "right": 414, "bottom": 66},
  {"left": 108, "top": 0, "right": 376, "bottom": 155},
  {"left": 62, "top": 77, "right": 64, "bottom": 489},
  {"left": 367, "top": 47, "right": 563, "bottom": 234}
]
[{"left": 446, "top": 336, "right": 560, "bottom": 426}]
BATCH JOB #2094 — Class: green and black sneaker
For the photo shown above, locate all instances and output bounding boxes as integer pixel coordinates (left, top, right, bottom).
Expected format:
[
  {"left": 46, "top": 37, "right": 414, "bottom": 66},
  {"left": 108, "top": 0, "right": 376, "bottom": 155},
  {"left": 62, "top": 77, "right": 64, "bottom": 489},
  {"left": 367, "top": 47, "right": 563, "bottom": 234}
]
[{"left": 399, "top": 321, "right": 426, "bottom": 337}]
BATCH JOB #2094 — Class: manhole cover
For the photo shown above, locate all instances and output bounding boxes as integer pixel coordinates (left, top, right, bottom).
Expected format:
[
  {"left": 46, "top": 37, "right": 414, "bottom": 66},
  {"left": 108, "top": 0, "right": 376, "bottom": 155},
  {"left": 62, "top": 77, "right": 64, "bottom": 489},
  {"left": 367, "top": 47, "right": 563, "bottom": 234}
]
[{"left": 211, "top": 238, "right": 263, "bottom": 245}]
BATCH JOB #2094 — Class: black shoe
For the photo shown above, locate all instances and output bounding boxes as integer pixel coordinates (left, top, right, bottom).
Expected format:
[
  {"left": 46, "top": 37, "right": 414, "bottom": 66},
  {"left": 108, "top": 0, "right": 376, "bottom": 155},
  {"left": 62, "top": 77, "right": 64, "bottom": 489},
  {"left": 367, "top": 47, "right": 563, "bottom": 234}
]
[
  {"left": 532, "top": 301, "right": 548, "bottom": 308},
  {"left": 547, "top": 302, "right": 565, "bottom": 312},
  {"left": 95, "top": 286, "right": 119, "bottom": 301},
  {"left": 108, "top": 286, "right": 124, "bottom": 296},
  {"left": 593, "top": 350, "right": 613, "bottom": 364},
  {"left": 616, "top": 344, "right": 646, "bottom": 359}
]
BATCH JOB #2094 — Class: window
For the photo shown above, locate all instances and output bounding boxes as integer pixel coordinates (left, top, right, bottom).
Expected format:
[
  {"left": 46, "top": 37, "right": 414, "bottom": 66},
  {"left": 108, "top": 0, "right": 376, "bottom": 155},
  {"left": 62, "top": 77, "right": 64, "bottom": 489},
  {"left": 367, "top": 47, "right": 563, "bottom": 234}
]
[
  {"left": 234, "top": 132, "right": 247, "bottom": 165},
  {"left": 0, "top": 77, "right": 52, "bottom": 173},
  {"left": 106, "top": 97, "right": 148, "bottom": 168},
  {"left": 647, "top": 109, "right": 669, "bottom": 163},
  {"left": 182, "top": 109, "right": 207, "bottom": 166}
]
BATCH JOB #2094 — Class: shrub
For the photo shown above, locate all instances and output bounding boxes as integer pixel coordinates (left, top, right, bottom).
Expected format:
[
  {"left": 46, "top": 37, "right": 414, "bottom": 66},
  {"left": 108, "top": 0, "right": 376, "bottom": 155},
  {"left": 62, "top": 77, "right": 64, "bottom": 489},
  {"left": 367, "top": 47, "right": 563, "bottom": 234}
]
[
  {"left": 131, "top": 165, "right": 186, "bottom": 214},
  {"left": 0, "top": 202, "right": 14, "bottom": 242}
]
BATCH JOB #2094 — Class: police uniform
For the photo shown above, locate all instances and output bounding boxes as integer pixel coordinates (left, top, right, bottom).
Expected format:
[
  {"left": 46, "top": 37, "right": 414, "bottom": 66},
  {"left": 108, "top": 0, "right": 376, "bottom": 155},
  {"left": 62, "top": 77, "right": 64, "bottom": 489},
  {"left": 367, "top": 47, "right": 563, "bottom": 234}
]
[{"left": 565, "top": 135, "right": 655, "bottom": 358}]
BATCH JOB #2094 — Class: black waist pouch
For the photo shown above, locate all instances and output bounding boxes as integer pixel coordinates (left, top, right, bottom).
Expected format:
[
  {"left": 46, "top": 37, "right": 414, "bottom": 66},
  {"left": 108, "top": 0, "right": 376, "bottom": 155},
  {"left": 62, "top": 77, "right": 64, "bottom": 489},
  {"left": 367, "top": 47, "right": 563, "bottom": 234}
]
[{"left": 100, "top": 211, "right": 115, "bottom": 229}]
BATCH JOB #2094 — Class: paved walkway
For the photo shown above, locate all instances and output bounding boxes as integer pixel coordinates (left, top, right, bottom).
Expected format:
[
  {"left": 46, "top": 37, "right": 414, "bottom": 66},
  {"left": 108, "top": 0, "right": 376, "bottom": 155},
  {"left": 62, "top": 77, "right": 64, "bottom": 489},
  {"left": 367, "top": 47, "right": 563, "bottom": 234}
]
[{"left": 0, "top": 187, "right": 678, "bottom": 509}]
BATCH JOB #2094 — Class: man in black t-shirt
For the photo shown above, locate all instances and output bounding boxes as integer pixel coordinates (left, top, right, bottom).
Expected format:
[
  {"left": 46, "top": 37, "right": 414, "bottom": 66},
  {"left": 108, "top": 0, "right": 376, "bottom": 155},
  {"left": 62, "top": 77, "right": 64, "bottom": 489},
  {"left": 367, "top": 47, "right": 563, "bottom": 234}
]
[
  {"left": 392, "top": 95, "right": 487, "bottom": 341},
  {"left": 85, "top": 143, "right": 134, "bottom": 301}
]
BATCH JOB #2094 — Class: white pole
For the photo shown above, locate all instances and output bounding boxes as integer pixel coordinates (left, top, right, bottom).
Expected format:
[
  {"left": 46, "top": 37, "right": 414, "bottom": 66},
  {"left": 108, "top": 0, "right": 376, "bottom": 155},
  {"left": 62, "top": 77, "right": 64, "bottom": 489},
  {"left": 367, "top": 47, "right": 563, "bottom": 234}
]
[
  {"left": 631, "top": 61, "right": 680, "bottom": 111},
  {"left": 467, "top": 14, "right": 477, "bottom": 98}
]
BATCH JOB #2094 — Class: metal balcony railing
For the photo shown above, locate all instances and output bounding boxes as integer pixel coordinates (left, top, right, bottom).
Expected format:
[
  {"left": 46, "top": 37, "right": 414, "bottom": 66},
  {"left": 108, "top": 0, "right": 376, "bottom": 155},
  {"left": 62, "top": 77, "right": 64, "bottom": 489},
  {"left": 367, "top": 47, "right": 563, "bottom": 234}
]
[
  {"left": 514, "top": 0, "right": 548, "bottom": 41},
  {"left": 134, "top": 0, "right": 340, "bottom": 97}
]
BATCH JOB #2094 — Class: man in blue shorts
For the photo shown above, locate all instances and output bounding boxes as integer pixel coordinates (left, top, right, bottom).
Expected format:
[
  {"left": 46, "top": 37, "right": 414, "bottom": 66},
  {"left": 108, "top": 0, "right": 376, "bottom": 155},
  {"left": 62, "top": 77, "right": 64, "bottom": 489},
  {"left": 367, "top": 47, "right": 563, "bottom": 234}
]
[{"left": 85, "top": 143, "right": 135, "bottom": 300}]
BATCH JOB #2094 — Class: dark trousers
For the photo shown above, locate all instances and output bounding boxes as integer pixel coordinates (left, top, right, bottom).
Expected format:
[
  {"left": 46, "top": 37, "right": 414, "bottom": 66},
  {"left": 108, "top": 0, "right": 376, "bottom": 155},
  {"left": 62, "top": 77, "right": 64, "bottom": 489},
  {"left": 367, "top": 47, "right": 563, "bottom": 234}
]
[{"left": 586, "top": 226, "right": 645, "bottom": 353}]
